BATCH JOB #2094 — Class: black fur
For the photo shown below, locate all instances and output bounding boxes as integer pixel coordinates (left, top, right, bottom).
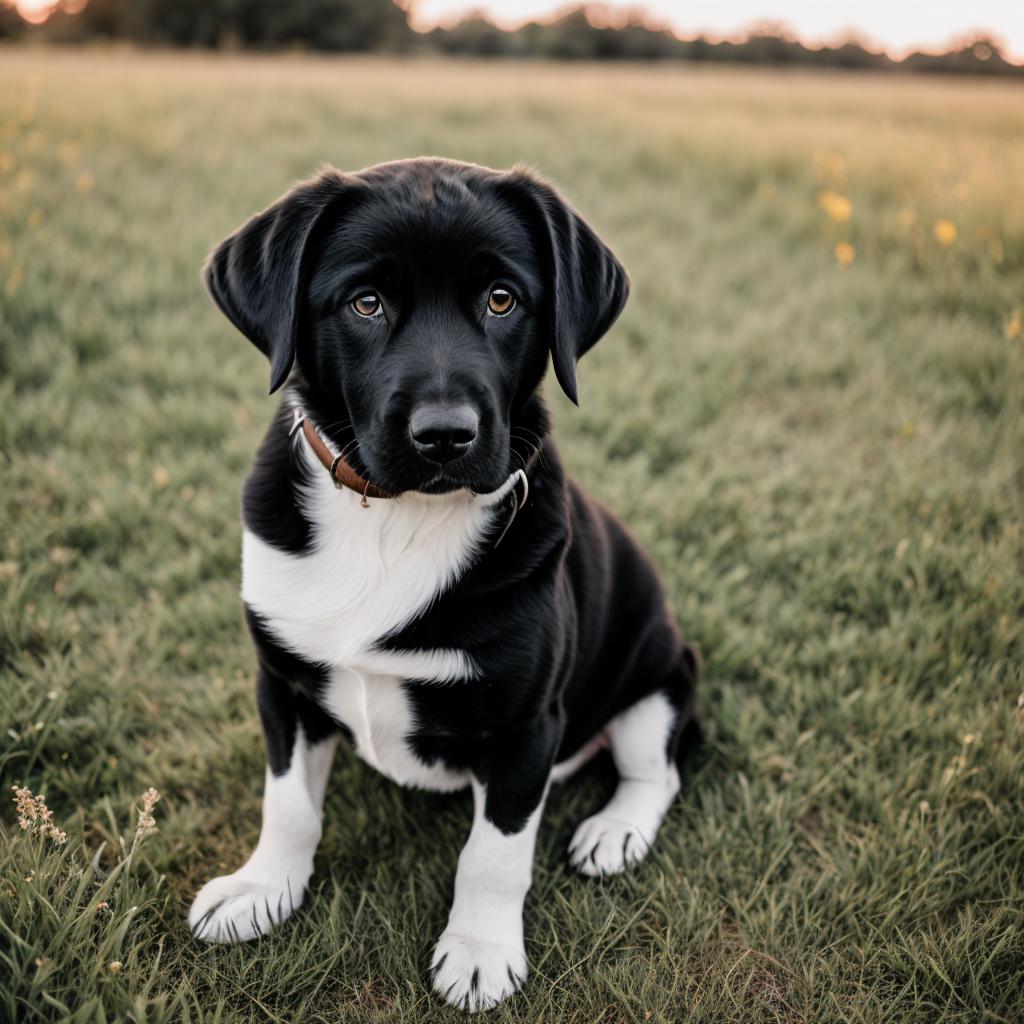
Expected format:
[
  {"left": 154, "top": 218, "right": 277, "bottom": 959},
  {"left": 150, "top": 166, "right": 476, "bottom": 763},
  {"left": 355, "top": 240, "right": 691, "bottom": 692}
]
[{"left": 207, "top": 157, "right": 699, "bottom": 837}]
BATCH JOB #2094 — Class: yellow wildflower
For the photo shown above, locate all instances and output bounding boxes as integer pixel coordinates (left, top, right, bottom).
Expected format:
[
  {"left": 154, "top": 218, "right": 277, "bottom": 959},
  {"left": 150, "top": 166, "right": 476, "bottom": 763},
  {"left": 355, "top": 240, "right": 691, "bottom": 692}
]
[
  {"left": 76, "top": 171, "right": 95, "bottom": 195},
  {"left": 833, "top": 241, "right": 855, "bottom": 266},
  {"left": 934, "top": 219, "right": 957, "bottom": 246},
  {"left": 818, "top": 189, "right": 852, "bottom": 223},
  {"left": 1005, "top": 310, "right": 1021, "bottom": 341}
]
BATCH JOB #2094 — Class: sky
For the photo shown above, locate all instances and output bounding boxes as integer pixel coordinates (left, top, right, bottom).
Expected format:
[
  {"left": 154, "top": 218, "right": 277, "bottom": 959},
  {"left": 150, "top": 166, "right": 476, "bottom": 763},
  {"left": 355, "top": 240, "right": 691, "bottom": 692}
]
[
  {"left": 11, "top": 0, "right": 1024, "bottom": 60},
  {"left": 407, "top": 0, "right": 1024, "bottom": 61}
]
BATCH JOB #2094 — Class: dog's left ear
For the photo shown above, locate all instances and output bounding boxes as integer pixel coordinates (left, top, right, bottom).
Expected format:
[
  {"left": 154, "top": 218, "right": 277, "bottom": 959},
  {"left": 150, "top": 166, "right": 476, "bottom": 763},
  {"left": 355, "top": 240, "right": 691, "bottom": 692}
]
[
  {"left": 499, "top": 170, "right": 629, "bottom": 405},
  {"left": 203, "top": 168, "right": 351, "bottom": 394}
]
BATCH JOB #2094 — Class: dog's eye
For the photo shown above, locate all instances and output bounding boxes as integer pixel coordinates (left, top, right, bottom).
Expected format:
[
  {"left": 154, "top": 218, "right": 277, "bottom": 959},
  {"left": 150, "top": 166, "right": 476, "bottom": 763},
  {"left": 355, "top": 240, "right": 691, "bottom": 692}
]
[
  {"left": 487, "top": 287, "right": 516, "bottom": 317},
  {"left": 352, "top": 293, "right": 382, "bottom": 318}
]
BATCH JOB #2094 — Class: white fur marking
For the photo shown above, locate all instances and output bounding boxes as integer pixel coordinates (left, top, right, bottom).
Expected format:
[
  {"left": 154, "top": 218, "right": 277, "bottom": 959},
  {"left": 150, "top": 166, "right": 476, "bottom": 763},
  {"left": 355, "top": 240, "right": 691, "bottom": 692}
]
[
  {"left": 569, "top": 691, "right": 680, "bottom": 877},
  {"left": 241, "top": 426, "right": 518, "bottom": 681},
  {"left": 323, "top": 666, "right": 470, "bottom": 790},
  {"left": 189, "top": 727, "right": 338, "bottom": 942},
  {"left": 431, "top": 778, "right": 544, "bottom": 1011}
]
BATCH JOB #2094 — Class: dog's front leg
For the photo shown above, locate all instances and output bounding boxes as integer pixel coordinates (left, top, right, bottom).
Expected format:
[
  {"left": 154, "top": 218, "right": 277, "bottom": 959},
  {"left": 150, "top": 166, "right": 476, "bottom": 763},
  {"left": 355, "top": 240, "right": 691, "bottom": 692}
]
[
  {"left": 189, "top": 666, "right": 338, "bottom": 943},
  {"left": 431, "top": 721, "right": 558, "bottom": 1012}
]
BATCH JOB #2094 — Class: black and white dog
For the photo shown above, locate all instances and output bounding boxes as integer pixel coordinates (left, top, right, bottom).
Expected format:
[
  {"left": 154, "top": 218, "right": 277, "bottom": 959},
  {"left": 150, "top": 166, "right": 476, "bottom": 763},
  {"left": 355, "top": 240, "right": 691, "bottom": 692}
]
[{"left": 189, "top": 158, "right": 700, "bottom": 1012}]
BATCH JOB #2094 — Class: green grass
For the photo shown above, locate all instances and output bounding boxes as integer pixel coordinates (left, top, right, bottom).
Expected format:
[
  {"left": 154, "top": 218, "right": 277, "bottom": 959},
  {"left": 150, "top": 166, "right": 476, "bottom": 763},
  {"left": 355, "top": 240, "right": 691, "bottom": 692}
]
[{"left": 2, "top": 48, "right": 1024, "bottom": 1023}]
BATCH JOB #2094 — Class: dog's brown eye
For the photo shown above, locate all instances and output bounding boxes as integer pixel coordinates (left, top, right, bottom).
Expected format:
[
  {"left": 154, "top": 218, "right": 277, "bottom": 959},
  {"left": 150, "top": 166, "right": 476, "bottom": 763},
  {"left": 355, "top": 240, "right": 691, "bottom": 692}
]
[
  {"left": 487, "top": 287, "right": 515, "bottom": 317},
  {"left": 352, "top": 293, "right": 381, "bottom": 318}
]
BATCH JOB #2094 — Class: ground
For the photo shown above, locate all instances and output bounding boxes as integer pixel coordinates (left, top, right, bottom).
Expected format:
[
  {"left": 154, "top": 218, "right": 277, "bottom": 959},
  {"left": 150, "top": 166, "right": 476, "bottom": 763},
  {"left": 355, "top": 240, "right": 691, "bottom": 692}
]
[{"left": 1, "top": 50, "right": 1023, "bottom": 1024}]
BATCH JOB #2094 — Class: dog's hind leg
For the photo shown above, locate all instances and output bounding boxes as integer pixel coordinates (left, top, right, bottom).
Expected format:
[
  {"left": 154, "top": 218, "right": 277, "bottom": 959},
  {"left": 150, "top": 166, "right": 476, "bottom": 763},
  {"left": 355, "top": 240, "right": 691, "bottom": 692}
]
[
  {"left": 189, "top": 667, "right": 338, "bottom": 943},
  {"left": 569, "top": 644, "right": 699, "bottom": 877}
]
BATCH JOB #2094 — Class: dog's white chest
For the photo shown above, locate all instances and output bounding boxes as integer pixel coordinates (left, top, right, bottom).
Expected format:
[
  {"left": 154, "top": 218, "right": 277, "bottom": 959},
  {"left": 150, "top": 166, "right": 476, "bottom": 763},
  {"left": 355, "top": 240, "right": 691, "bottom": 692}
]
[
  {"left": 241, "top": 445, "right": 502, "bottom": 673},
  {"left": 322, "top": 667, "right": 469, "bottom": 790}
]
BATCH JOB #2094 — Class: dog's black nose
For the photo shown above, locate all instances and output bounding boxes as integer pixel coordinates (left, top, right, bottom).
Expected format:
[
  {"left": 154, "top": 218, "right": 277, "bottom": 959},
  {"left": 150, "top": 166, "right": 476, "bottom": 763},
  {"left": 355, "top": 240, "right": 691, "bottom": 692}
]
[{"left": 410, "top": 404, "right": 479, "bottom": 464}]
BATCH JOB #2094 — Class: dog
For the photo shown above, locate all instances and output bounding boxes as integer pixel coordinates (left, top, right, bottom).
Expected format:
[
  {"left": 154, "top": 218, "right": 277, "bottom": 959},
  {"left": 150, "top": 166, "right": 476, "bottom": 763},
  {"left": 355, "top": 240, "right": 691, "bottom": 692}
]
[{"left": 188, "top": 157, "right": 700, "bottom": 1012}]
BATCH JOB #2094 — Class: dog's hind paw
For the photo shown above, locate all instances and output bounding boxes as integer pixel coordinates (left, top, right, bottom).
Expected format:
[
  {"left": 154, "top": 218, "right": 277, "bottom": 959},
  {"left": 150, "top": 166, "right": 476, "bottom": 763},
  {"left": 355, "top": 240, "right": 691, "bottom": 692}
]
[
  {"left": 430, "top": 931, "right": 527, "bottom": 1012},
  {"left": 568, "top": 814, "right": 652, "bottom": 877},
  {"left": 188, "top": 872, "right": 304, "bottom": 943}
]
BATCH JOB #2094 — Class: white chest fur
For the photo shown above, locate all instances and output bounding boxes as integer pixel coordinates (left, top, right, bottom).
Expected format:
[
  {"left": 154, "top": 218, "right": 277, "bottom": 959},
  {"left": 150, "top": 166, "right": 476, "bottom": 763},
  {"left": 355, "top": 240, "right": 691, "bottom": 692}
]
[
  {"left": 241, "top": 436, "right": 516, "bottom": 788},
  {"left": 323, "top": 666, "right": 470, "bottom": 790}
]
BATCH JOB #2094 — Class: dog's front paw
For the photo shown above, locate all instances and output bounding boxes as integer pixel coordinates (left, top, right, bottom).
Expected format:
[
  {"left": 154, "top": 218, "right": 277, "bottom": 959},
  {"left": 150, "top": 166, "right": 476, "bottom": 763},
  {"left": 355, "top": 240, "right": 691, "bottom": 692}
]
[
  {"left": 430, "top": 931, "right": 527, "bottom": 1012},
  {"left": 189, "top": 871, "right": 305, "bottom": 943},
  {"left": 569, "top": 813, "right": 651, "bottom": 877}
]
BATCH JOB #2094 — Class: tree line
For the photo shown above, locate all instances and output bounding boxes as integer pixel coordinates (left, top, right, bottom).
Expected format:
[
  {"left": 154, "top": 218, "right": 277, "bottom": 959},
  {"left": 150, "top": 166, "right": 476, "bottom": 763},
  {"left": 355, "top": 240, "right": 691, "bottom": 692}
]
[{"left": 1, "top": 0, "right": 1020, "bottom": 77}]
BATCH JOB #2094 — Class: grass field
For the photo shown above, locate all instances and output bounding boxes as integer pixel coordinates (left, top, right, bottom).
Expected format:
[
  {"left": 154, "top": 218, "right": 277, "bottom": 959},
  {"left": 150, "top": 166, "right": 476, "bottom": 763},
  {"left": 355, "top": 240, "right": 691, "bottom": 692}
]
[{"left": 2, "top": 49, "right": 1023, "bottom": 1023}]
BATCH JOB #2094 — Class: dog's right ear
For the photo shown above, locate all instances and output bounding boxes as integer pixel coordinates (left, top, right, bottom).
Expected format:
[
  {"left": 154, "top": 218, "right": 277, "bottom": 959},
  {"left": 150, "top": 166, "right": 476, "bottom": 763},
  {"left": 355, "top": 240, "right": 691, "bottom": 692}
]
[{"left": 203, "top": 168, "right": 352, "bottom": 394}]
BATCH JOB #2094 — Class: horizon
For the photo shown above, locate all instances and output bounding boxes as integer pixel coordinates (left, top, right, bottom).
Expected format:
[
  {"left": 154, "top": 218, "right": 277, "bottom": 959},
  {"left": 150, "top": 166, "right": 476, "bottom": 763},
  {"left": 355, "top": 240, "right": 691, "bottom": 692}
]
[
  {"left": 9, "top": 0, "right": 1024, "bottom": 64},
  {"left": 406, "top": 0, "right": 1024, "bottom": 63}
]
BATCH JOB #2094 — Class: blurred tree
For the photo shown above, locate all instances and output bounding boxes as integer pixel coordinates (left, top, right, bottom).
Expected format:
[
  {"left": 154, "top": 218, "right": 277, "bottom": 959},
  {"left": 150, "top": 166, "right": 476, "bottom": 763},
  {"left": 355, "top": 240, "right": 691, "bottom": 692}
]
[
  {"left": 35, "top": 0, "right": 412, "bottom": 50},
  {"left": 902, "top": 35, "right": 1019, "bottom": 75},
  {"left": 0, "top": 0, "right": 28, "bottom": 38}
]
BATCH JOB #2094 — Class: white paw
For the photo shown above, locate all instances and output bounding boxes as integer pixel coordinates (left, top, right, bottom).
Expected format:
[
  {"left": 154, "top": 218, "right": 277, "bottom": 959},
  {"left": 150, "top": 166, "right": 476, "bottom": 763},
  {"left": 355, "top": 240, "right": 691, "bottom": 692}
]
[
  {"left": 430, "top": 931, "right": 527, "bottom": 1012},
  {"left": 568, "top": 814, "right": 652, "bottom": 877},
  {"left": 188, "top": 871, "right": 305, "bottom": 943}
]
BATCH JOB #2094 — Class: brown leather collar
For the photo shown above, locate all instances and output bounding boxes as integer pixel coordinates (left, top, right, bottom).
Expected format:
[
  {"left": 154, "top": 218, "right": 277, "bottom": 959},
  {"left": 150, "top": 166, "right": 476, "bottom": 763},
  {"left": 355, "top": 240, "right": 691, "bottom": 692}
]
[
  {"left": 296, "top": 413, "right": 542, "bottom": 544},
  {"left": 299, "top": 416, "right": 396, "bottom": 505}
]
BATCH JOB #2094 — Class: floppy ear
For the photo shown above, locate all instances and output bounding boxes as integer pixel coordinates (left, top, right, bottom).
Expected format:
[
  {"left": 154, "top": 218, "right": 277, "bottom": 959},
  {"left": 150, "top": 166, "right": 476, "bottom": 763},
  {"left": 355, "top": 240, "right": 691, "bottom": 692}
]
[
  {"left": 500, "top": 170, "right": 629, "bottom": 405},
  {"left": 203, "top": 168, "right": 351, "bottom": 394}
]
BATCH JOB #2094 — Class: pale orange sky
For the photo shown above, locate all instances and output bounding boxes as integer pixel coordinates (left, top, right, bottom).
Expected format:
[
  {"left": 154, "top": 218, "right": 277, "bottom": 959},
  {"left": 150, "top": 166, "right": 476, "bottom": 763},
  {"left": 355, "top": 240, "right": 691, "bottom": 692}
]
[
  {"left": 14, "top": 0, "right": 1024, "bottom": 60},
  {"left": 408, "top": 0, "right": 1024, "bottom": 61}
]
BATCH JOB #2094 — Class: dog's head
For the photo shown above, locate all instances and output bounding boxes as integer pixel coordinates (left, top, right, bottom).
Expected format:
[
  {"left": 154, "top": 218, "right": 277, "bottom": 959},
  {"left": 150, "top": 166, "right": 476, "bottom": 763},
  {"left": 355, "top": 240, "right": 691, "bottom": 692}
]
[{"left": 205, "top": 158, "right": 628, "bottom": 495}]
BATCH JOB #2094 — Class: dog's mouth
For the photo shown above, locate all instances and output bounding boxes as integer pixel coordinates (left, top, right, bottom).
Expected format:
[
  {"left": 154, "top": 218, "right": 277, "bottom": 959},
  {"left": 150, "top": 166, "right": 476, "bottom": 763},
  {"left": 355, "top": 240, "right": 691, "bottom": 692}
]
[
  {"left": 394, "top": 460, "right": 510, "bottom": 497},
  {"left": 340, "top": 442, "right": 496, "bottom": 498},
  {"left": 414, "top": 468, "right": 491, "bottom": 496}
]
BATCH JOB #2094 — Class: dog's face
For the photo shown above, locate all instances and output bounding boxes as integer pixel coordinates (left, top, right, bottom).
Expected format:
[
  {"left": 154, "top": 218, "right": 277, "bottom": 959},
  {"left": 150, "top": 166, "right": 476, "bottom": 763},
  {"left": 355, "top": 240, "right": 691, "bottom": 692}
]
[
  {"left": 205, "top": 159, "right": 628, "bottom": 494},
  {"left": 300, "top": 168, "right": 549, "bottom": 495}
]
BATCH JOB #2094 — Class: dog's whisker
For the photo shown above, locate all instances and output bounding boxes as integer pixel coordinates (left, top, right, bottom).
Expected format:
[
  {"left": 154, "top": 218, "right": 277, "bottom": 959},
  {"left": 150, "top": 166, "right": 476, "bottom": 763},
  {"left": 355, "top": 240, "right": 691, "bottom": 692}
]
[
  {"left": 510, "top": 431, "right": 542, "bottom": 458},
  {"left": 339, "top": 438, "right": 361, "bottom": 462},
  {"left": 512, "top": 426, "right": 543, "bottom": 448},
  {"left": 508, "top": 445, "right": 528, "bottom": 472},
  {"left": 509, "top": 440, "right": 538, "bottom": 465},
  {"left": 512, "top": 429, "right": 548, "bottom": 470},
  {"left": 319, "top": 419, "right": 352, "bottom": 433}
]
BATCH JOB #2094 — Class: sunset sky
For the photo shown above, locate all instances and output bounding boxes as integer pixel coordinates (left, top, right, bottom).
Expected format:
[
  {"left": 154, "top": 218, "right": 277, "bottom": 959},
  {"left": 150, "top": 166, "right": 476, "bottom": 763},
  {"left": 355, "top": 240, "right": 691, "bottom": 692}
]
[
  {"left": 11, "top": 0, "right": 1024, "bottom": 60},
  {"left": 408, "top": 0, "right": 1024, "bottom": 60}
]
